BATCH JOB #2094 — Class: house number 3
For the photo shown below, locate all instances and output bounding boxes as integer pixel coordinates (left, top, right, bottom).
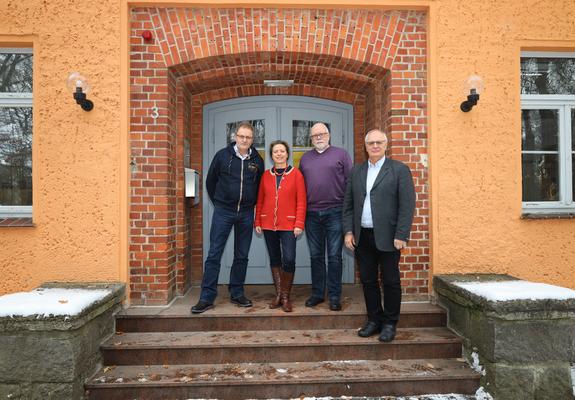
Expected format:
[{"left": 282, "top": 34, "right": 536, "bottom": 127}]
[{"left": 151, "top": 107, "right": 159, "bottom": 119}]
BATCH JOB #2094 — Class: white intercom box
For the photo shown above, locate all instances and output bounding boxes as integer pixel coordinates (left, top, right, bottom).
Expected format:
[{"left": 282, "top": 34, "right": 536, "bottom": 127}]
[{"left": 184, "top": 168, "right": 200, "bottom": 205}]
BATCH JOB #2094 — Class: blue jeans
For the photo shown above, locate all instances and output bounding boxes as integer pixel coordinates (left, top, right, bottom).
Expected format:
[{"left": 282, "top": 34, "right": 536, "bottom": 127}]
[
  {"left": 305, "top": 207, "right": 344, "bottom": 301},
  {"left": 200, "top": 207, "right": 254, "bottom": 303},
  {"left": 263, "top": 230, "right": 297, "bottom": 273}
]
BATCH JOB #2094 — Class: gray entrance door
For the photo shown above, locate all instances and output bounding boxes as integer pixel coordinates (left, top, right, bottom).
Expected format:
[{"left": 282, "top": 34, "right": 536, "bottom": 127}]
[{"left": 203, "top": 96, "right": 354, "bottom": 284}]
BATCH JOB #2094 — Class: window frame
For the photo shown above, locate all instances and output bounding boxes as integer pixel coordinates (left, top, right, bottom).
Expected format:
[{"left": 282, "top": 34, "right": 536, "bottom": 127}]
[
  {"left": 520, "top": 51, "right": 575, "bottom": 214},
  {"left": 0, "top": 47, "right": 33, "bottom": 217}
]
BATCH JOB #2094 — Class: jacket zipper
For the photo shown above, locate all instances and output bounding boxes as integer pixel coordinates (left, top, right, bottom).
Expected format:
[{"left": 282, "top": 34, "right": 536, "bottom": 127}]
[{"left": 237, "top": 159, "right": 244, "bottom": 212}]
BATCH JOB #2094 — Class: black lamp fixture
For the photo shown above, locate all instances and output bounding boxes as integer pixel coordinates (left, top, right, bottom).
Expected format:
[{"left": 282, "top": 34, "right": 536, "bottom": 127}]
[
  {"left": 66, "top": 72, "right": 94, "bottom": 111},
  {"left": 460, "top": 75, "right": 484, "bottom": 112}
]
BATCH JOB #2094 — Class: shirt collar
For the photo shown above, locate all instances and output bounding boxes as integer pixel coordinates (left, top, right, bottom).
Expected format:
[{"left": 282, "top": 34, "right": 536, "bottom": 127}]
[
  {"left": 368, "top": 156, "right": 385, "bottom": 168},
  {"left": 233, "top": 144, "right": 252, "bottom": 160},
  {"left": 314, "top": 145, "right": 330, "bottom": 154}
]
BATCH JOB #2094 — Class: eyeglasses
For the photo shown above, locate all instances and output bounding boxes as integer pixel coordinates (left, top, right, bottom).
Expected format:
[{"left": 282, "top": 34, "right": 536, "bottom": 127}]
[
  {"left": 365, "top": 140, "right": 387, "bottom": 147},
  {"left": 236, "top": 134, "right": 253, "bottom": 141},
  {"left": 310, "top": 132, "right": 328, "bottom": 140}
]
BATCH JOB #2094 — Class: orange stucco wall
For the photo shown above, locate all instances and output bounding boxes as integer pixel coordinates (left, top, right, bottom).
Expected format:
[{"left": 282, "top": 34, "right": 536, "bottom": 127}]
[
  {"left": 0, "top": 0, "right": 573, "bottom": 296},
  {"left": 0, "top": 0, "right": 124, "bottom": 295},
  {"left": 429, "top": 0, "right": 575, "bottom": 289}
]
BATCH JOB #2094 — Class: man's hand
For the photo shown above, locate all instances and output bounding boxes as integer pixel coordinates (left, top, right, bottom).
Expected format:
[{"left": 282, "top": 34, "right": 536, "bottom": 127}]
[
  {"left": 394, "top": 239, "right": 407, "bottom": 250},
  {"left": 344, "top": 232, "right": 356, "bottom": 250},
  {"left": 255, "top": 226, "right": 262, "bottom": 234},
  {"left": 294, "top": 227, "right": 303, "bottom": 237}
]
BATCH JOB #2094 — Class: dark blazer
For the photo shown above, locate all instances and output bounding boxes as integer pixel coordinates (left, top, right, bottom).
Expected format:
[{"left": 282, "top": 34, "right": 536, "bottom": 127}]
[{"left": 342, "top": 157, "right": 416, "bottom": 252}]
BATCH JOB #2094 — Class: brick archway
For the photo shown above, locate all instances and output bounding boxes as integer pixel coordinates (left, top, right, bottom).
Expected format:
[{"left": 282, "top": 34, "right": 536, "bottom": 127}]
[{"left": 129, "top": 7, "right": 428, "bottom": 305}]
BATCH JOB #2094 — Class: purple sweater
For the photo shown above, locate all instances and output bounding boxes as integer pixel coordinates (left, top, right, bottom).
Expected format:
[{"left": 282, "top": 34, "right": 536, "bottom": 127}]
[{"left": 299, "top": 146, "right": 353, "bottom": 211}]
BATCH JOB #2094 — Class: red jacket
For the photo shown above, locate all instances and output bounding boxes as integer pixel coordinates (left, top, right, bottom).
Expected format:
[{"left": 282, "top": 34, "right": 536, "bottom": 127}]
[{"left": 255, "top": 167, "right": 307, "bottom": 231}]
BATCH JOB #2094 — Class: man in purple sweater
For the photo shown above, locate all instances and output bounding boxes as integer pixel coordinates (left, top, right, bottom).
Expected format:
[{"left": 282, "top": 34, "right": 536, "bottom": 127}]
[{"left": 299, "top": 122, "right": 353, "bottom": 311}]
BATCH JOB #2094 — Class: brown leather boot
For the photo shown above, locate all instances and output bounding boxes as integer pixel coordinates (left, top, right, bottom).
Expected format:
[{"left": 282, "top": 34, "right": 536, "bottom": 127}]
[
  {"left": 280, "top": 270, "right": 295, "bottom": 312},
  {"left": 269, "top": 266, "right": 282, "bottom": 309}
]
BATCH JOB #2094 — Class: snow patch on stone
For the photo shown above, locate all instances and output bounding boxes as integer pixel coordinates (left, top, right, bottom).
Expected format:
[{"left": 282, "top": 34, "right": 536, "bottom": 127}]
[
  {"left": 0, "top": 288, "right": 111, "bottom": 317},
  {"left": 475, "top": 387, "right": 494, "bottom": 400},
  {"left": 453, "top": 280, "right": 575, "bottom": 301},
  {"left": 470, "top": 351, "right": 486, "bottom": 376}
]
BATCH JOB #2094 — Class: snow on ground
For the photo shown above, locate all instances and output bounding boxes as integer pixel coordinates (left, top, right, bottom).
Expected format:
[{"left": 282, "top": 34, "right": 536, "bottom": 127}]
[
  {"left": 453, "top": 280, "right": 575, "bottom": 301},
  {"left": 0, "top": 288, "right": 111, "bottom": 317},
  {"left": 185, "top": 390, "right": 492, "bottom": 400},
  {"left": 281, "top": 395, "right": 484, "bottom": 400},
  {"left": 286, "top": 396, "right": 475, "bottom": 400}
]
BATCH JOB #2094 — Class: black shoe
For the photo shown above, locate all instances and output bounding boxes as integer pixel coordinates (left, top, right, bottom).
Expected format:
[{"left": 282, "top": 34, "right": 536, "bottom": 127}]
[
  {"left": 231, "top": 295, "right": 253, "bottom": 307},
  {"left": 358, "top": 321, "right": 382, "bottom": 337},
  {"left": 191, "top": 301, "right": 213, "bottom": 314},
  {"left": 329, "top": 300, "right": 342, "bottom": 311},
  {"left": 305, "top": 297, "right": 324, "bottom": 307},
  {"left": 378, "top": 323, "right": 397, "bottom": 342}
]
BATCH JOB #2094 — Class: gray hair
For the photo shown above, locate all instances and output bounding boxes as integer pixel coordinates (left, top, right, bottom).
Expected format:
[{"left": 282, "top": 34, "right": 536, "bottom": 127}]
[
  {"left": 364, "top": 129, "right": 388, "bottom": 142},
  {"left": 311, "top": 122, "right": 330, "bottom": 134}
]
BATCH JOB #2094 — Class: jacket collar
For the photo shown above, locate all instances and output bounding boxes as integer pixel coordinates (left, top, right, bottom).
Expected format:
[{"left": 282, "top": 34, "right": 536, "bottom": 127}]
[
  {"left": 360, "top": 157, "right": 391, "bottom": 192},
  {"left": 268, "top": 165, "right": 294, "bottom": 176}
]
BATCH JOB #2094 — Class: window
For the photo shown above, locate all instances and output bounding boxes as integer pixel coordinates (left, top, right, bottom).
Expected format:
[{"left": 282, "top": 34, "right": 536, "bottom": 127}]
[
  {"left": 0, "top": 48, "right": 32, "bottom": 217},
  {"left": 521, "top": 52, "right": 575, "bottom": 213}
]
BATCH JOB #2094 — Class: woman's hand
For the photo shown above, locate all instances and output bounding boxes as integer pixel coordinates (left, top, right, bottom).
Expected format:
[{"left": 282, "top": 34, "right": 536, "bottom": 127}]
[
  {"left": 255, "top": 226, "right": 262, "bottom": 234},
  {"left": 293, "top": 227, "right": 303, "bottom": 237}
]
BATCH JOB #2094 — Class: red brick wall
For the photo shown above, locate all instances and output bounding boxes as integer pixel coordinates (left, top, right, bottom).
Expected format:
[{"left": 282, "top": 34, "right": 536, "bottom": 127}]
[
  {"left": 388, "top": 12, "right": 429, "bottom": 293},
  {"left": 129, "top": 7, "right": 428, "bottom": 304},
  {"left": 175, "top": 82, "right": 193, "bottom": 294}
]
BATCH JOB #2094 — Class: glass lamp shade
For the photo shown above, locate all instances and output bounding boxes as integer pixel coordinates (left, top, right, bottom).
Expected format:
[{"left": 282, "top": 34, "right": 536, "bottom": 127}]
[
  {"left": 463, "top": 75, "right": 484, "bottom": 96},
  {"left": 66, "top": 72, "right": 91, "bottom": 94}
]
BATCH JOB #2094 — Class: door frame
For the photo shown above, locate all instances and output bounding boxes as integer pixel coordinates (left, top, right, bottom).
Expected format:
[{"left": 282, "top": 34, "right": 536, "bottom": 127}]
[{"left": 202, "top": 95, "right": 355, "bottom": 284}]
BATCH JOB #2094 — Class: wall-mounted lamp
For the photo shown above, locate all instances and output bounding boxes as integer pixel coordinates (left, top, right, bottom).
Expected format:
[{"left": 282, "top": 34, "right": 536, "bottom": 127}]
[
  {"left": 460, "top": 75, "right": 484, "bottom": 112},
  {"left": 66, "top": 72, "right": 94, "bottom": 112}
]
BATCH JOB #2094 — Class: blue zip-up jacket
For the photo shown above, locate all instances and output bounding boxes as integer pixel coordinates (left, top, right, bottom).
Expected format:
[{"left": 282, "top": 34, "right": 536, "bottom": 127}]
[{"left": 206, "top": 143, "right": 265, "bottom": 212}]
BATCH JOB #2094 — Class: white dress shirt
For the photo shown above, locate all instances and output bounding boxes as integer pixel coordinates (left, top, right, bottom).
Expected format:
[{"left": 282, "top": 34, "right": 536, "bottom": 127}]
[{"left": 361, "top": 156, "right": 385, "bottom": 228}]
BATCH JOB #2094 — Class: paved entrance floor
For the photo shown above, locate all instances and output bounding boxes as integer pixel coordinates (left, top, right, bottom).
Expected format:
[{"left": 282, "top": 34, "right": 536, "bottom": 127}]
[{"left": 122, "top": 285, "right": 431, "bottom": 315}]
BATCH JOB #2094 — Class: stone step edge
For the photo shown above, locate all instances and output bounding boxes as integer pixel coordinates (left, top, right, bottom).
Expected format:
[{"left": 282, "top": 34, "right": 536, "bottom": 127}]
[
  {"left": 101, "top": 329, "right": 462, "bottom": 350},
  {"left": 117, "top": 306, "right": 445, "bottom": 319},
  {"left": 86, "top": 374, "right": 478, "bottom": 389},
  {"left": 86, "top": 359, "right": 479, "bottom": 388}
]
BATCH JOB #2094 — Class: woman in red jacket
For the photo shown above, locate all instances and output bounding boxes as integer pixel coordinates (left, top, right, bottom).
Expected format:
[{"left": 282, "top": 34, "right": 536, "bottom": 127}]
[{"left": 255, "top": 140, "right": 307, "bottom": 312}]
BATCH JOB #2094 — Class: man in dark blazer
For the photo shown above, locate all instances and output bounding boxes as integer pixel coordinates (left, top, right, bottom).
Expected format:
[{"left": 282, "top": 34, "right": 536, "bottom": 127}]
[{"left": 343, "top": 129, "right": 415, "bottom": 342}]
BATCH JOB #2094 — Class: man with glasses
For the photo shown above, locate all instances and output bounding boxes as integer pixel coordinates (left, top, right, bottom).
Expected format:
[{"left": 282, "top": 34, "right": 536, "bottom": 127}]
[
  {"left": 299, "top": 122, "right": 352, "bottom": 311},
  {"left": 191, "top": 122, "right": 264, "bottom": 313},
  {"left": 343, "top": 129, "right": 415, "bottom": 342}
]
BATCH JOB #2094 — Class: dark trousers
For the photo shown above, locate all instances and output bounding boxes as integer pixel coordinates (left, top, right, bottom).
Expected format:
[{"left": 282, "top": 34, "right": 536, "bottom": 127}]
[
  {"left": 355, "top": 228, "right": 402, "bottom": 325},
  {"left": 199, "top": 207, "right": 254, "bottom": 303},
  {"left": 263, "top": 230, "right": 296, "bottom": 273}
]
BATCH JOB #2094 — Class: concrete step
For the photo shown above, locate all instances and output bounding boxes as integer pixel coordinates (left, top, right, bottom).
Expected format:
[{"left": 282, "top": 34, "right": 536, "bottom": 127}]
[
  {"left": 116, "top": 302, "right": 446, "bottom": 332},
  {"left": 101, "top": 327, "right": 463, "bottom": 365},
  {"left": 85, "top": 358, "right": 480, "bottom": 400}
]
